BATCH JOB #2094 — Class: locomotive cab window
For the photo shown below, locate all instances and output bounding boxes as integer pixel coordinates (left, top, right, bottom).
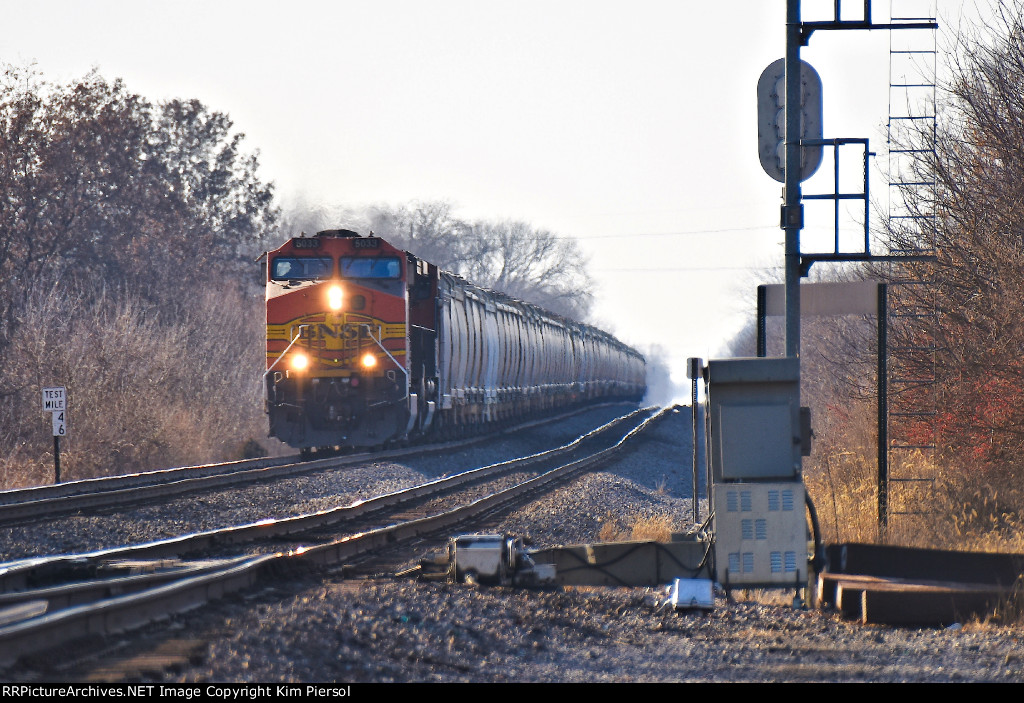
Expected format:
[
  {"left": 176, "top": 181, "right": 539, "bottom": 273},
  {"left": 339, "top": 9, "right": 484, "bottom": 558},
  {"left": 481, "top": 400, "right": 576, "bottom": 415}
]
[
  {"left": 340, "top": 256, "right": 402, "bottom": 279},
  {"left": 271, "top": 257, "right": 333, "bottom": 280}
]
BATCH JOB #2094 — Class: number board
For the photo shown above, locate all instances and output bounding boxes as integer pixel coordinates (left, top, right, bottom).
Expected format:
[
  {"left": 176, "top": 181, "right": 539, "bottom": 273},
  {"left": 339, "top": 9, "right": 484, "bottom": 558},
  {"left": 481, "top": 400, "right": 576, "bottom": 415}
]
[
  {"left": 352, "top": 238, "right": 380, "bottom": 249},
  {"left": 292, "top": 238, "right": 322, "bottom": 249},
  {"left": 52, "top": 410, "right": 67, "bottom": 437}
]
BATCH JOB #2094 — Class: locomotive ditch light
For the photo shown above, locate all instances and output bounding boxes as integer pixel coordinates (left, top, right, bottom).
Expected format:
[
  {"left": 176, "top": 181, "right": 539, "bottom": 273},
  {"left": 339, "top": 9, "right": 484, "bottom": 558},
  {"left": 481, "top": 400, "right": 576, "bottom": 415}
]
[
  {"left": 361, "top": 353, "right": 377, "bottom": 369},
  {"left": 327, "top": 284, "right": 344, "bottom": 311},
  {"left": 291, "top": 352, "right": 310, "bottom": 372}
]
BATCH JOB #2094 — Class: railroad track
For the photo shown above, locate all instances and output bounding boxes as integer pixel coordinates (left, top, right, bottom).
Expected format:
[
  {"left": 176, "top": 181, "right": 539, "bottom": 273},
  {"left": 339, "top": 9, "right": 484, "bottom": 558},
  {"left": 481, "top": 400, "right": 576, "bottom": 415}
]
[
  {"left": 0, "top": 405, "right": 669, "bottom": 670},
  {"left": 0, "top": 403, "right": 631, "bottom": 527}
]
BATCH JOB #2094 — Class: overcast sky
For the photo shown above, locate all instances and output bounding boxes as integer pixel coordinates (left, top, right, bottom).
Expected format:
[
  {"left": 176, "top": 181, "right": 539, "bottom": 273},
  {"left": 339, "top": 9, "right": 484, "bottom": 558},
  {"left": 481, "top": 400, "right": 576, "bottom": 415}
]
[{"left": 4, "top": 0, "right": 965, "bottom": 396}]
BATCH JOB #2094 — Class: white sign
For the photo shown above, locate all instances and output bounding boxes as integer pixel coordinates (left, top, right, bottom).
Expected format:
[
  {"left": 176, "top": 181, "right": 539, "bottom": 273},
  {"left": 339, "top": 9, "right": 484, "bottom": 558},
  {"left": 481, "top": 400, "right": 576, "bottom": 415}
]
[
  {"left": 42, "top": 387, "right": 66, "bottom": 412},
  {"left": 52, "top": 410, "right": 67, "bottom": 437}
]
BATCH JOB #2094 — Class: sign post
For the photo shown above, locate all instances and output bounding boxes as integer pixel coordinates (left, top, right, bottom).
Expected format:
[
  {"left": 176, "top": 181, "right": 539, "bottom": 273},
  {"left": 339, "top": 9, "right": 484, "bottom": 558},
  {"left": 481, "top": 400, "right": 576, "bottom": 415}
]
[
  {"left": 42, "top": 386, "right": 67, "bottom": 483},
  {"left": 686, "top": 358, "right": 703, "bottom": 526}
]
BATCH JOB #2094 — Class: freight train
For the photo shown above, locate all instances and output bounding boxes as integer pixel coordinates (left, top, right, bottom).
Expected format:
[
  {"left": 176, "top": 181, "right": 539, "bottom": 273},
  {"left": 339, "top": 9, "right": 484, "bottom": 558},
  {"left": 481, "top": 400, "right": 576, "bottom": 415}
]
[{"left": 264, "top": 229, "right": 646, "bottom": 454}]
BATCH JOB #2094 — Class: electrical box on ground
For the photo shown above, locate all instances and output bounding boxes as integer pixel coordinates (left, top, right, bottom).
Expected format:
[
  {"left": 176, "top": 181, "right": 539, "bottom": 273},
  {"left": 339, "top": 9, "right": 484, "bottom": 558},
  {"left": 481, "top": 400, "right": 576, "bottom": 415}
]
[
  {"left": 705, "top": 357, "right": 803, "bottom": 481},
  {"left": 419, "top": 534, "right": 556, "bottom": 587},
  {"left": 713, "top": 481, "right": 808, "bottom": 589},
  {"left": 669, "top": 578, "right": 715, "bottom": 610}
]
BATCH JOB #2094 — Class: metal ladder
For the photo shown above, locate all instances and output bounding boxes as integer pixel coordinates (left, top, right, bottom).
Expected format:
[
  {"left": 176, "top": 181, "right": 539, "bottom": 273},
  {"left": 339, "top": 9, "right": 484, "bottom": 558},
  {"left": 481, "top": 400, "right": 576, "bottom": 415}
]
[{"left": 883, "top": 0, "right": 939, "bottom": 531}]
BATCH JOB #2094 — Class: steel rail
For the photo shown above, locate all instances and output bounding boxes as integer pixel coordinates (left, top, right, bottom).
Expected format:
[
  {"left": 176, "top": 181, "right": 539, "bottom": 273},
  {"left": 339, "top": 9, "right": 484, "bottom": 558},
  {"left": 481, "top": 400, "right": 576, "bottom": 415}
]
[
  {"left": 0, "top": 406, "right": 657, "bottom": 591},
  {"left": 0, "top": 556, "right": 255, "bottom": 612},
  {"left": 0, "top": 555, "right": 277, "bottom": 667},
  {"left": 0, "top": 454, "right": 299, "bottom": 507},
  {"left": 0, "top": 406, "right": 668, "bottom": 667},
  {"left": 0, "top": 402, "right": 636, "bottom": 525}
]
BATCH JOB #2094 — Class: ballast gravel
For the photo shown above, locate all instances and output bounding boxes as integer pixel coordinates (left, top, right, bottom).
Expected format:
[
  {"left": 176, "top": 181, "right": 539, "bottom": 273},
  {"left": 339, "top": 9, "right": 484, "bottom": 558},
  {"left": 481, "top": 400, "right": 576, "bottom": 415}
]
[
  {"left": 165, "top": 410, "right": 1023, "bottom": 684},
  {"left": 0, "top": 404, "right": 638, "bottom": 562},
  {"left": 8, "top": 407, "right": 1024, "bottom": 683}
]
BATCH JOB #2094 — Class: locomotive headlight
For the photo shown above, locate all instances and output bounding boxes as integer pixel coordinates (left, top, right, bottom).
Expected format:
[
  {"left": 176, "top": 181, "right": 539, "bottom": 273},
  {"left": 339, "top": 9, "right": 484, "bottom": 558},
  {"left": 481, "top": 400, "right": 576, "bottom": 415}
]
[
  {"left": 361, "top": 353, "right": 377, "bottom": 369},
  {"left": 291, "top": 352, "right": 309, "bottom": 372},
  {"left": 327, "top": 285, "right": 344, "bottom": 311}
]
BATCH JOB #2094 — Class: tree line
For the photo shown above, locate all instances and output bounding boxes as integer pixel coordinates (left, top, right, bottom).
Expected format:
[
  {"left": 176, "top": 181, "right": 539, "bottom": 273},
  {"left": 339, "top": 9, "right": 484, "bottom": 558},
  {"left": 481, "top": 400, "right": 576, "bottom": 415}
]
[
  {"left": 881, "top": 2, "right": 1024, "bottom": 469},
  {"left": 280, "top": 199, "right": 594, "bottom": 321},
  {"left": 0, "top": 65, "right": 280, "bottom": 485},
  {"left": 0, "top": 64, "right": 603, "bottom": 486},
  {"left": 0, "top": 66, "right": 277, "bottom": 323}
]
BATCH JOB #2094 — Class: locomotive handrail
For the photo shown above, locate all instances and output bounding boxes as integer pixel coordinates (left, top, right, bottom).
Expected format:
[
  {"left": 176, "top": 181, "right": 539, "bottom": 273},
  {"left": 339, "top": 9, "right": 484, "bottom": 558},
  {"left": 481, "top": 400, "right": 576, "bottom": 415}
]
[
  {"left": 361, "top": 323, "right": 408, "bottom": 380},
  {"left": 263, "top": 324, "right": 310, "bottom": 378},
  {"left": 360, "top": 323, "right": 414, "bottom": 416}
]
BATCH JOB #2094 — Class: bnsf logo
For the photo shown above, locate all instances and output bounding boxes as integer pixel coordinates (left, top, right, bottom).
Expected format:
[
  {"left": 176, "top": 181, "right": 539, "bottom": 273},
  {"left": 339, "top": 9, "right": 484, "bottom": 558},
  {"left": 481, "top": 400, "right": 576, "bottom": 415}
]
[{"left": 300, "top": 324, "right": 358, "bottom": 340}]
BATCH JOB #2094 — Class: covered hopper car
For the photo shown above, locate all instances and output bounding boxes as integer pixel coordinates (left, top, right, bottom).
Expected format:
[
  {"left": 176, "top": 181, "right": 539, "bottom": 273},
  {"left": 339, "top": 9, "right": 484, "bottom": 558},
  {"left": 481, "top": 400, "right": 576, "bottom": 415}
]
[{"left": 264, "top": 229, "right": 645, "bottom": 453}]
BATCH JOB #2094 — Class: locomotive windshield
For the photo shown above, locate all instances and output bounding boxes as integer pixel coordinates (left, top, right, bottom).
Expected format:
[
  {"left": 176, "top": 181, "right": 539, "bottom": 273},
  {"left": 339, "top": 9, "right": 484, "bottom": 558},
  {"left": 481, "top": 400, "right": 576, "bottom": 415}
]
[
  {"left": 340, "top": 256, "right": 402, "bottom": 279},
  {"left": 271, "top": 257, "right": 333, "bottom": 280}
]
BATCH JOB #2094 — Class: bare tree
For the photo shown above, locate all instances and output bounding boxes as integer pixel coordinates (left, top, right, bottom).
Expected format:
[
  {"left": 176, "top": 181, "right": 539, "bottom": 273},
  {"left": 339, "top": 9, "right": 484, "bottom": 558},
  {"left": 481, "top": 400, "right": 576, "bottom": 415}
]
[
  {"left": 0, "top": 65, "right": 282, "bottom": 484},
  {"left": 293, "top": 200, "right": 597, "bottom": 321},
  {"left": 462, "top": 219, "right": 594, "bottom": 320},
  {"left": 366, "top": 200, "right": 472, "bottom": 274},
  {"left": 880, "top": 0, "right": 1024, "bottom": 466}
]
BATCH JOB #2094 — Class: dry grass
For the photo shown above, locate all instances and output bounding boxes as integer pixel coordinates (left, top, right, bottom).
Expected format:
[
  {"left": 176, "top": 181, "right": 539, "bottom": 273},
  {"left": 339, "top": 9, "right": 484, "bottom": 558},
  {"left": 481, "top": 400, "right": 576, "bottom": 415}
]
[
  {"left": 598, "top": 511, "right": 677, "bottom": 543},
  {"left": 805, "top": 400, "right": 1024, "bottom": 554},
  {"left": 0, "top": 281, "right": 269, "bottom": 488}
]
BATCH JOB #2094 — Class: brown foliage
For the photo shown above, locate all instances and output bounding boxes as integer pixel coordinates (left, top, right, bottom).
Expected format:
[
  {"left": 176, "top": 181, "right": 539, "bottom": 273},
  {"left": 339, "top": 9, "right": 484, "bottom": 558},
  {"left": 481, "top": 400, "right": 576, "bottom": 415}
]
[
  {"left": 0, "top": 280, "right": 269, "bottom": 487},
  {"left": 794, "top": 2, "right": 1024, "bottom": 548},
  {"left": 805, "top": 400, "right": 1024, "bottom": 552},
  {"left": 0, "top": 65, "right": 277, "bottom": 344}
]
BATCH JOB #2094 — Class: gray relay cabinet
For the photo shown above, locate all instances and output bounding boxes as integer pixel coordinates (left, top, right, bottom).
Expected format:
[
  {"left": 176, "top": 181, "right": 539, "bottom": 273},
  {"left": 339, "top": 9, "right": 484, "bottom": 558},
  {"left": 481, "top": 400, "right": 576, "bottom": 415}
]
[
  {"left": 705, "top": 357, "right": 803, "bottom": 482},
  {"left": 704, "top": 357, "right": 809, "bottom": 589},
  {"left": 713, "top": 481, "right": 808, "bottom": 589}
]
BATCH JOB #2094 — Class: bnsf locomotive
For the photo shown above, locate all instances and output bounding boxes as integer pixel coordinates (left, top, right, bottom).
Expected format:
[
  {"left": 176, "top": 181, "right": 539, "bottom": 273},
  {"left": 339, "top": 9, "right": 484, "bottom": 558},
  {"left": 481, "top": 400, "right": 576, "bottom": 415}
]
[{"left": 264, "top": 229, "right": 645, "bottom": 453}]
